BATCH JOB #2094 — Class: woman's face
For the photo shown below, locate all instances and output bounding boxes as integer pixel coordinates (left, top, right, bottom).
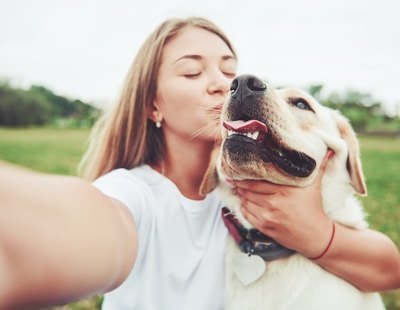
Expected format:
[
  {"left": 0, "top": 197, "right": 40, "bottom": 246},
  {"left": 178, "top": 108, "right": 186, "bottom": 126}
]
[{"left": 155, "top": 26, "right": 237, "bottom": 143}]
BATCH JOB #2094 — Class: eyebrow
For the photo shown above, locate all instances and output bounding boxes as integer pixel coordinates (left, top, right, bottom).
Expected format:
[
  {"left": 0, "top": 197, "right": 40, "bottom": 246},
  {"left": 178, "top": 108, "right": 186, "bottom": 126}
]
[{"left": 173, "top": 54, "right": 236, "bottom": 64}]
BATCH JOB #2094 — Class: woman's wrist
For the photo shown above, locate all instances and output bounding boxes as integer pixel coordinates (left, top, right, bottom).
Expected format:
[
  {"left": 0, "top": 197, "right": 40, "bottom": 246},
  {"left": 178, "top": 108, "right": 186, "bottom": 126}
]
[
  {"left": 309, "top": 223, "right": 400, "bottom": 291},
  {"left": 308, "top": 220, "right": 336, "bottom": 260}
]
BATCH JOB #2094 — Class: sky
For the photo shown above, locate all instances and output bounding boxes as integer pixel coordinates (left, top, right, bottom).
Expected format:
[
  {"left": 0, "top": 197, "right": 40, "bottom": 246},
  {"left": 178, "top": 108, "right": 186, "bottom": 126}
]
[{"left": 1, "top": 0, "right": 399, "bottom": 114}]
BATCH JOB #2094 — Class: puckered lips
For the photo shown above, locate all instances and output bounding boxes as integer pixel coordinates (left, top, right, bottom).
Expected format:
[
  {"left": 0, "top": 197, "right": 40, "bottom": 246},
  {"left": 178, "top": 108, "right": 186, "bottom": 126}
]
[{"left": 222, "top": 119, "right": 316, "bottom": 178}]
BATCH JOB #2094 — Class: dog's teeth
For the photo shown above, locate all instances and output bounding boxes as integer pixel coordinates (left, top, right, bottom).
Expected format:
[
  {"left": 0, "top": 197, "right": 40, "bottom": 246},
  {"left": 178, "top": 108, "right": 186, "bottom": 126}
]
[
  {"left": 251, "top": 131, "right": 260, "bottom": 140},
  {"left": 227, "top": 130, "right": 260, "bottom": 140},
  {"left": 243, "top": 131, "right": 260, "bottom": 140}
]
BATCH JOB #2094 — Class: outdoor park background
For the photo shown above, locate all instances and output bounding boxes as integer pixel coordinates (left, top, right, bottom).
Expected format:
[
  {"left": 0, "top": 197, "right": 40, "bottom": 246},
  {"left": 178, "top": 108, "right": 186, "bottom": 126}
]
[
  {"left": 0, "top": 80, "right": 399, "bottom": 309},
  {"left": 1, "top": 0, "right": 400, "bottom": 307}
]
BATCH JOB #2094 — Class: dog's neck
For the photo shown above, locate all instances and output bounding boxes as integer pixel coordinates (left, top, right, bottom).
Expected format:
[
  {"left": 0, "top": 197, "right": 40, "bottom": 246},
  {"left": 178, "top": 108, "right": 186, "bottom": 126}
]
[{"left": 222, "top": 207, "right": 294, "bottom": 261}]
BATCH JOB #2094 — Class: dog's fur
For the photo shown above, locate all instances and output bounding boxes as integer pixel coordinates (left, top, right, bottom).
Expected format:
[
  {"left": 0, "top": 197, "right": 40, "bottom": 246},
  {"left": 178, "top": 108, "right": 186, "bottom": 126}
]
[{"left": 201, "top": 75, "right": 384, "bottom": 310}]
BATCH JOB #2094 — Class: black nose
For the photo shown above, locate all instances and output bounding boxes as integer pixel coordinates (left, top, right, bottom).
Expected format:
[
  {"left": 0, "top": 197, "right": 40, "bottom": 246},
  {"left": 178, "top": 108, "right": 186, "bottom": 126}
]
[{"left": 230, "top": 74, "right": 267, "bottom": 96}]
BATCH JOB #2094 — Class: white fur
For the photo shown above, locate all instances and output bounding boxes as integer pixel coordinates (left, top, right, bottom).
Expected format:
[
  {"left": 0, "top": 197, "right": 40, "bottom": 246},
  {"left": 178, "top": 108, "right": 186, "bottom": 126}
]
[{"left": 214, "top": 87, "right": 384, "bottom": 309}]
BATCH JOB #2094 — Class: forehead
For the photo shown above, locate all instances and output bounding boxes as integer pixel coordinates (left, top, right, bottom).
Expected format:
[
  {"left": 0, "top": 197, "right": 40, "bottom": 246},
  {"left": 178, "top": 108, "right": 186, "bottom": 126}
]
[{"left": 161, "top": 26, "right": 235, "bottom": 62}]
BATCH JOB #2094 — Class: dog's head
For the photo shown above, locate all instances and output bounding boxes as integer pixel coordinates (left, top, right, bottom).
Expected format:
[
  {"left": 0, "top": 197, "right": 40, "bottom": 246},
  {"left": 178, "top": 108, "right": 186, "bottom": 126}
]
[{"left": 201, "top": 74, "right": 366, "bottom": 197}]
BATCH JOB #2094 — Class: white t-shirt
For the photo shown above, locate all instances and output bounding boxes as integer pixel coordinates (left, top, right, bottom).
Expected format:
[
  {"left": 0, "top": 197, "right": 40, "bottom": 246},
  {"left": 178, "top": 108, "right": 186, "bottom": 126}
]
[{"left": 92, "top": 165, "right": 227, "bottom": 310}]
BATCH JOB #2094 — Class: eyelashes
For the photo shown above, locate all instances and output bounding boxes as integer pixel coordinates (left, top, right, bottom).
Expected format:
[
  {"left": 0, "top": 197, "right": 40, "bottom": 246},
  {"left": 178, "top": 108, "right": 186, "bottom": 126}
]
[{"left": 182, "top": 71, "right": 236, "bottom": 79}]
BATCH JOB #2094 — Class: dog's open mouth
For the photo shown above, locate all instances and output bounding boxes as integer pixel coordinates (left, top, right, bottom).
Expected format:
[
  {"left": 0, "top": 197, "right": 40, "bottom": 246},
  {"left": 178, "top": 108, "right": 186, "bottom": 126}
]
[{"left": 223, "top": 119, "right": 316, "bottom": 178}]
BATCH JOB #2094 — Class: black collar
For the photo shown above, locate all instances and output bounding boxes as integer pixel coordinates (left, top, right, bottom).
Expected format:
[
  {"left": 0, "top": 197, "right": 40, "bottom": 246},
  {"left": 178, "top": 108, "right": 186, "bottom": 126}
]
[{"left": 222, "top": 207, "right": 295, "bottom": 261}]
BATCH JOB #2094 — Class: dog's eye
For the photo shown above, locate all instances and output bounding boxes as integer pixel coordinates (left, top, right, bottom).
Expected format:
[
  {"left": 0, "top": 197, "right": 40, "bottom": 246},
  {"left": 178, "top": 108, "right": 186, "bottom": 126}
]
[{"left": 289, "top": 98, "right": 314, "bottom": 112}]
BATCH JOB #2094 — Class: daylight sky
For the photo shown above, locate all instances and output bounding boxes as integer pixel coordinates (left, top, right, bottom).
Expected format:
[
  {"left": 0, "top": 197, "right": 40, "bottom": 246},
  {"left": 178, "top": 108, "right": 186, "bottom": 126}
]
[{"left": 1, "top": 0, "right": 399, "bottom": 114}]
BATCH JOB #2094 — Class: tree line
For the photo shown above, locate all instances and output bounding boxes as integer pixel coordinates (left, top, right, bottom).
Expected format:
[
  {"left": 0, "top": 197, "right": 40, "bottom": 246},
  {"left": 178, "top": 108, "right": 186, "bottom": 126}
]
[
  {"left": 0, "top": 81, "right": 99, "bottom": 128},
  {"left": 0, "top": 80, "right": 399, "bottom": 134},
  {"left": 307, "top": 84, "right": 400, "bottom": 135}
]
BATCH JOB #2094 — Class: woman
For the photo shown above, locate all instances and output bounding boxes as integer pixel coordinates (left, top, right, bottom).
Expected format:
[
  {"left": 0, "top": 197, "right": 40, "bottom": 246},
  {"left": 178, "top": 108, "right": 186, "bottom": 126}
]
[{"left": 0, "top": 17, "right": 399, "bottom": 309}]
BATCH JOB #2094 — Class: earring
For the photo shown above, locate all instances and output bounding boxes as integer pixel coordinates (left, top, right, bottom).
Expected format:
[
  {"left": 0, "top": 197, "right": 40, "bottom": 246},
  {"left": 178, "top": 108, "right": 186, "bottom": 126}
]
[{"left": 156, "top": 120, "right": 162, "bottom": 128}]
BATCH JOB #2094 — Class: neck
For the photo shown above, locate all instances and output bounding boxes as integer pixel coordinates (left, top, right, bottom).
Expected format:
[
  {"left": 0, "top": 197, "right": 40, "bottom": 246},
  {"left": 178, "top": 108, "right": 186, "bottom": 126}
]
[{"left": 152, "top": 137, "right": 216, "bottom": 200}]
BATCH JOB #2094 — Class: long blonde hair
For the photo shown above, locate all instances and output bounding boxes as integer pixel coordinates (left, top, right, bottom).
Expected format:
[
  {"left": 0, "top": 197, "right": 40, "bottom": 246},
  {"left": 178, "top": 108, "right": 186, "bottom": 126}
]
[{"left": 79, "top": 17, "right": 237, "bottom": 181}]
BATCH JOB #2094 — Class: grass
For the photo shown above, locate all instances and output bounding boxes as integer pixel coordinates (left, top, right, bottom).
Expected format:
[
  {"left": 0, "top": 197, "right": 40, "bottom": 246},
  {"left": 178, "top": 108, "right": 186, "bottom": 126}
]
[
  {"left": 0, "top": 128, "right": 399, "bottom": 309},
  {"left": 360, "top": 137, "right": 400, "bottom": 243},
  {"left": 358, "top": 136, "right": 400, "bottom": 310},
  {"left": 0, "top": 127, "right": 90, "bottom": 175}
]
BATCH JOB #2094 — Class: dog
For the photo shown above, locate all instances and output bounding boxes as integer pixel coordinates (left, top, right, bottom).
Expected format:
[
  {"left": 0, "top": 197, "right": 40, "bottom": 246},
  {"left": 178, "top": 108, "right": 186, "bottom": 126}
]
[{"left": 200, "top": 74, "right": 384, "bottom": 310}]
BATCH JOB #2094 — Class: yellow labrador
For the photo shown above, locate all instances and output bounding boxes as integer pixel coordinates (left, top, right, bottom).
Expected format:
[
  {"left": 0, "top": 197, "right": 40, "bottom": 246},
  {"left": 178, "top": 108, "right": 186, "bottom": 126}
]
[{"left": 201, "top": 75, "right": 384, "bottom": 310}]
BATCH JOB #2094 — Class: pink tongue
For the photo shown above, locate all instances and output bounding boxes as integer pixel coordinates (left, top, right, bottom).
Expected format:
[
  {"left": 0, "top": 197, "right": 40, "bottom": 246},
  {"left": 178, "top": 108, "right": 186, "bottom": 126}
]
[{"left": 223, "top": 120, "right": 268, "bottom": 133}]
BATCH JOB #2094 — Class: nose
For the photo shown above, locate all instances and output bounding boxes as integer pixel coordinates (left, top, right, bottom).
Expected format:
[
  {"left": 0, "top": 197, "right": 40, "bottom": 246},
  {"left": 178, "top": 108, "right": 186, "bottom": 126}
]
[
  {"left": 208, "top": 71, "right": 232, "bottom": 96},
  {"left": 230, "top": 74, "right": 267, "bottom": 98}
]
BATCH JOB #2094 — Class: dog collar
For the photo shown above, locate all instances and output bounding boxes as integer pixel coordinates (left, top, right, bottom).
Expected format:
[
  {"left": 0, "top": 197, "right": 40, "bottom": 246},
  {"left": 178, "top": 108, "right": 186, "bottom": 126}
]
[{"left": 222, "top": 207, "right": 295, "bottom": 261}]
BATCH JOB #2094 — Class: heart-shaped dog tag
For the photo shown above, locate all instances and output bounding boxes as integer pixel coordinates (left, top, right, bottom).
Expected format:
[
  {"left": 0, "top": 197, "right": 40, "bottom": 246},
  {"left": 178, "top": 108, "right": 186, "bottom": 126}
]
[{"left": 232, "top": 252, "right": 266, "bottom": 286}]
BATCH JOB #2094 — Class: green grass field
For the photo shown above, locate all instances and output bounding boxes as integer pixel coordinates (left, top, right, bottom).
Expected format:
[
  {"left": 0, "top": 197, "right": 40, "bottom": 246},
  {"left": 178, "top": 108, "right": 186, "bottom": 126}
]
[{"left": 0, "top": 127, "right": 399, "bottom": 309}]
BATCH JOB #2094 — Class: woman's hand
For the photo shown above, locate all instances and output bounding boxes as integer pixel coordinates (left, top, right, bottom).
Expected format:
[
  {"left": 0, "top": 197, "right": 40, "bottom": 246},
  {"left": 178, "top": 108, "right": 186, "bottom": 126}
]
[{"left": 233, "top": 150, "right": 334, "bottom": 258}]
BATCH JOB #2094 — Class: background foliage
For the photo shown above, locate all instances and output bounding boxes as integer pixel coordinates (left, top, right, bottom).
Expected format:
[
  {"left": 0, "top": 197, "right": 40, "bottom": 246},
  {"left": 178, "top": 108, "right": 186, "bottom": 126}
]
[
  {"left": 306, "top": 84, "right": 400, "bottom": 134},
  {"left": 0, "top": 81, "right": 99, "bottom": 128}
]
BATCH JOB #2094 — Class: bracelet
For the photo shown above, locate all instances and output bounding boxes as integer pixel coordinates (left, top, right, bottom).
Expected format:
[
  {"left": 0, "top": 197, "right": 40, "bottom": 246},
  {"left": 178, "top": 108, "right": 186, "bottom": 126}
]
[{"left": 309, "top": 220, "right": 336, "bottom": 260}]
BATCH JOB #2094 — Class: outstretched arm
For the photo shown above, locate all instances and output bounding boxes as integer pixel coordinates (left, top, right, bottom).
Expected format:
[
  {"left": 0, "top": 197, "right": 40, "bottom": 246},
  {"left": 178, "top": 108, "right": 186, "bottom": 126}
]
[{"left": 0, "top": 162, "right": 137, "bottom": 309}]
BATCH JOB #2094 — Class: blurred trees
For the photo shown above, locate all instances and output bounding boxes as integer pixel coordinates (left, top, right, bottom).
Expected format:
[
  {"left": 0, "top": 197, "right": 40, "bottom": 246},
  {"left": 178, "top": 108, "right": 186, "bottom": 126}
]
[
  {"left": 0, "top": 79, "right": 399, "bottom": 134},
  {"left": 0, "top": 81, "right": 99, "bottom": 128},
  {"left": 307, "top": 84, "right": 400, "bottom": 134}
]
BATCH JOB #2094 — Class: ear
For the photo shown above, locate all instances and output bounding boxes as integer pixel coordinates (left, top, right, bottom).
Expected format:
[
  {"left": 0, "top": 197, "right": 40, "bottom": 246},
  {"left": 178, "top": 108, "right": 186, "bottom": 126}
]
[
  {"left": 199, "top": 146, "right": 221, "bottom": 196},
  {"left": 334, "top": 112, "right": 367, "bottom": 196},
  {"left": 148, "top": 101, "right": 163, "bottom": 123}
]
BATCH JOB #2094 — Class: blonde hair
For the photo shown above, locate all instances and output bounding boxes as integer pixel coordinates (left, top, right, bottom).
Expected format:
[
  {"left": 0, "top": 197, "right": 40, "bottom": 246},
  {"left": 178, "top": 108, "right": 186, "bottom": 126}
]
[{"left": 79, "top": 16, "right": 237, "bottom": 181}]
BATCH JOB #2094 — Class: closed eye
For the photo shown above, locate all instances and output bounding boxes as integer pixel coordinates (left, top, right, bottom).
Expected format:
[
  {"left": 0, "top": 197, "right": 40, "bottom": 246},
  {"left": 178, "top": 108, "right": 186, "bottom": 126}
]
[
  {"left": 288, "top": 97, "right": 315, "bottom": 112},
  {"left": 183, "top": 73, "right": 201, "bottom": 79},
  {"left": 223, "top": 72, "right": 236, "bottom": 78}
]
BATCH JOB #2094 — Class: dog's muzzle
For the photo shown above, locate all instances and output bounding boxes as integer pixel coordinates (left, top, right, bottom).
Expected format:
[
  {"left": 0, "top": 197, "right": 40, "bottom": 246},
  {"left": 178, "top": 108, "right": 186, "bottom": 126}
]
[{"left": 223, "top": 74, "right": 316, "bottom": 178}]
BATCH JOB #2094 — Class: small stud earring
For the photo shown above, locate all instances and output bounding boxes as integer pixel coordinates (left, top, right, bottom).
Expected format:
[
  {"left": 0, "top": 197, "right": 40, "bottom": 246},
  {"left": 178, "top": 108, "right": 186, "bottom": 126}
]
[{"left": 156, "top": 120, "right": 162, "bottom": 128}]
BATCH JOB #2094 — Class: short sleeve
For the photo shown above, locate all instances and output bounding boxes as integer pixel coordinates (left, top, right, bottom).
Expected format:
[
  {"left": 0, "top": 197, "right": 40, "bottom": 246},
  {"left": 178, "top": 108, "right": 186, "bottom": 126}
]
[{"left": 92, "top": 168, "right": 152, "bottom": 226}]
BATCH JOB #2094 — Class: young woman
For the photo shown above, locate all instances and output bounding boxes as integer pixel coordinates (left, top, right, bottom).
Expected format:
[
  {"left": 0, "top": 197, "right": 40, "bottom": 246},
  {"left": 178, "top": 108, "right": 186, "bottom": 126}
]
[{"left": 0, "top": 17, "right": 399, "bottom": 310}]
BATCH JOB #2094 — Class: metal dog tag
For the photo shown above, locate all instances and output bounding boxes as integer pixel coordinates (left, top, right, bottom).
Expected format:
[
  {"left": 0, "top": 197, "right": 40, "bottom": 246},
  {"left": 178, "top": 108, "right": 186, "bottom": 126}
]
[{"left": 232, "top": 252, "right": 266, "bottom": 286}]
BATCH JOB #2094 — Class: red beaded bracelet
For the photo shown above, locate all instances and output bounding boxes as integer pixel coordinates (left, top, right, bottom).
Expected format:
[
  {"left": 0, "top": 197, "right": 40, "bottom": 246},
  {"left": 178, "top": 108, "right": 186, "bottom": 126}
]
[{"left": 309, "top": 220, "right": 336, "bottom": 260}]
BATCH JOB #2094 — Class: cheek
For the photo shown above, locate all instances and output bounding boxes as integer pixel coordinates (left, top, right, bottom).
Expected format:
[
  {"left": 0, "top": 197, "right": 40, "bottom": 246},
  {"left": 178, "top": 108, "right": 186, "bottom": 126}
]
[
  {"left": 160, "top": 80, "right": 199, "bottom": 112},
  {"left": 158, "top": 81, "right": 211, "bottom": 132}
]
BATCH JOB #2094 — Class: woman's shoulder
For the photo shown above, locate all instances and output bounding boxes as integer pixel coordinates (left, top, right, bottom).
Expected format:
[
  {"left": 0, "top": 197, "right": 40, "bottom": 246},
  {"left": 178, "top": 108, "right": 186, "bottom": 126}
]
[
  {"left": 93, "top": 165, "right": 154, "bottom": 187},
  {"left": 91, "top": 166, "right": 154, "bottom": 203},
  {"left": 91, "top": 165, "right": 160, "bottom": 224}
]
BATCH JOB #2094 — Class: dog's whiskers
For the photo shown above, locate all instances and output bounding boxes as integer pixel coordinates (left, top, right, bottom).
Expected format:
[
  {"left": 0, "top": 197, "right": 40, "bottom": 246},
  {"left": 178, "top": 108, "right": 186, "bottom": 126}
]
[{"left": 190, "top": 119, "right": 221, "bottom": 141}]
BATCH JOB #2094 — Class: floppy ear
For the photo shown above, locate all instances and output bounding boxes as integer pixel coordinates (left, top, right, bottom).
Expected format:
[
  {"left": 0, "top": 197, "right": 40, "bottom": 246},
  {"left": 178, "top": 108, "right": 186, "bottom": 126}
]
[
  {"left": 334, "top": 112, "right": 367, "bottom": 196},
  {"left": 199, "top": 146, "right": 220, "bottom": 196}
]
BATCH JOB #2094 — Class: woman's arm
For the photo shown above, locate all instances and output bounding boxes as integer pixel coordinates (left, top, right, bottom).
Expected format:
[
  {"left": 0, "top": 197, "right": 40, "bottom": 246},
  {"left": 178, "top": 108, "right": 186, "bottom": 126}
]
[
  {"left": 0, "top": 162, "right": 137, "bottom": 309},
  {"left": 232, "top": 158, "right": 400, "bottom": 292},
  {"left": 317, "top": 224, "right": 400, "bottom": 291}
]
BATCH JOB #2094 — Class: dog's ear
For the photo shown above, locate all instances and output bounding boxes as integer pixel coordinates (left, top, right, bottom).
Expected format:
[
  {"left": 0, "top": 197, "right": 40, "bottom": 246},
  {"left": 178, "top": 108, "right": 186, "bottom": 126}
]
[
  {"left": 334, "top": 112, "right": 367, "bottom": 196},
  {"left": 199, "top": 146, "right": 220, "bottom": 196}
]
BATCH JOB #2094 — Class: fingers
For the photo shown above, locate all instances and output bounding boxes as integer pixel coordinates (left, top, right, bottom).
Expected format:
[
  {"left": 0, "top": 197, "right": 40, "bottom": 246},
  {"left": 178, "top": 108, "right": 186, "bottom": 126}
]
[
  {"left": 232, "top": 179, "right": 282, "bottom": 195},
  {"left": 240, "top": 202, "right": 272, "bottom": 233},
  {"left": 236, "top": 188, "right": 267, "bottom": 206},
  {"left": 239, "top": 193, "right": 280, "bottom": 233}
]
